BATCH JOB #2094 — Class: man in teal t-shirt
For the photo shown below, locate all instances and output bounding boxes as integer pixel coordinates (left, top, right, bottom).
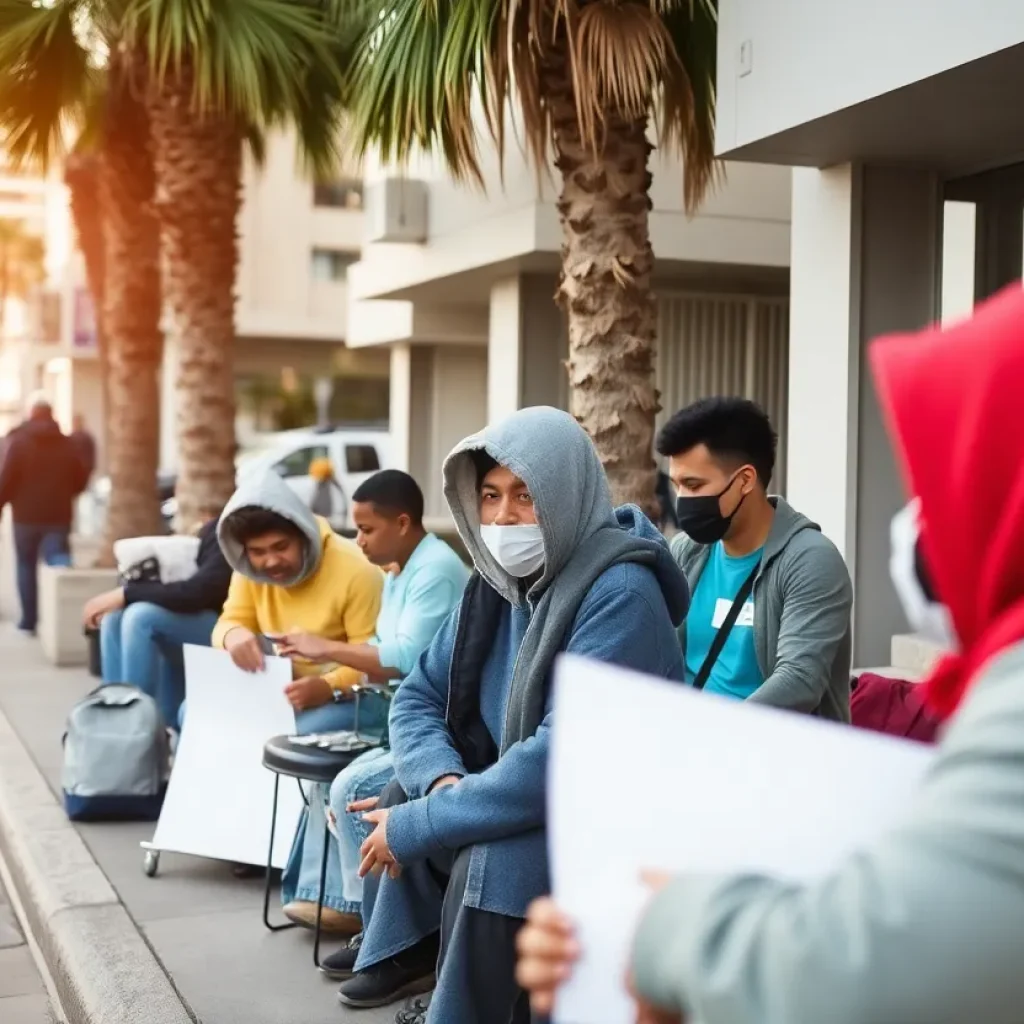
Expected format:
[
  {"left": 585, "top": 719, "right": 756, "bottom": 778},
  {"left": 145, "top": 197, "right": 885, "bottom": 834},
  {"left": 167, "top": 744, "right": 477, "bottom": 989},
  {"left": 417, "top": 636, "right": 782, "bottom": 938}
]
[
  {"left": 658, "top": 396, "right": 853, "bottom": 718},
  {"left": 684, "top": 542, "right": 763, "bottom": 699}
]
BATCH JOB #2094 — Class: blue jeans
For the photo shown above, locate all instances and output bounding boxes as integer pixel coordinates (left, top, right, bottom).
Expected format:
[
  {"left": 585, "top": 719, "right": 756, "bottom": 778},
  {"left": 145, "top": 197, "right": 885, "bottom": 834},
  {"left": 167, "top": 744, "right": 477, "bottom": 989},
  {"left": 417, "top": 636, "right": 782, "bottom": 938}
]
[
  {"left": 328, "top": 748, "right": 396, "bottom": 907},
  {"left": 281, "top": 700, "right": 359, "bottom": 913},
  {"left": 13, "top": 523, "right": 71, "bottom": 631},
  {"left": 100, "top": 603, "right": 219, "bottom": 729}
]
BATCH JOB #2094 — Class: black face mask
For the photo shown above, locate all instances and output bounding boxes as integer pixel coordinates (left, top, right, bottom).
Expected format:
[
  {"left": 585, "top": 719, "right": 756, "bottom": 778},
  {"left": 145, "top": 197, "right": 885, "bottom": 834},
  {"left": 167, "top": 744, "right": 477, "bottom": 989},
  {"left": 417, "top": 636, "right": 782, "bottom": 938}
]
[{"left": 675, "top": 473, "right": 746, "bottom": 545}]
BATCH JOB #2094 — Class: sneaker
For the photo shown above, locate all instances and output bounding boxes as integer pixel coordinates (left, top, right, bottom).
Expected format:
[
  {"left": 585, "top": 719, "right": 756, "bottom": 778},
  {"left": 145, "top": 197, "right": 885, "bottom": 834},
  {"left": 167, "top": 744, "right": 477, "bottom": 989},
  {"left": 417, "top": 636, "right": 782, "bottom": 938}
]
[
  {"left": 319, "top": 932, "right": 362, "bottom": 980},
  {"left": 395, "top": 997, "right": 430, "bottom": 1024},
  {"left": 337, "top": 944, "right": 436, "bottom": 1009},
  {"left": 282, "top": 900, "right": 361, "bottom": 935}
]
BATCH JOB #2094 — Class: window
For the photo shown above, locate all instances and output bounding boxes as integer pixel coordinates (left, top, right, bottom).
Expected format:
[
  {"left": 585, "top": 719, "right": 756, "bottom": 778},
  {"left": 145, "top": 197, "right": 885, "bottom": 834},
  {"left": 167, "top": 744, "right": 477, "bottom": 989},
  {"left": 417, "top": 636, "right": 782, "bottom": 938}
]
[
  {"left": 345, "top": 444, "right": 380, "bottom": 474},
  {"left": 311, "top": 248, "right": 358, "bottom": 282},
  {"left": 313, "top": 179, "right": 364, "bottom": 210},
  {"left": 273, "top": 445, "right": 329, "bottom": 479}
]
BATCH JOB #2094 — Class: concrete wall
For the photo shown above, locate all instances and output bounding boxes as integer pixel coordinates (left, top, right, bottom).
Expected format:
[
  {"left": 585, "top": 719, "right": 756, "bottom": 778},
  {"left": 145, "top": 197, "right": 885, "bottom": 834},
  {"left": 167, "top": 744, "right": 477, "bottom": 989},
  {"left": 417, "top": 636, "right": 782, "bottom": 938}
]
[
  {"left": 786, "top": 164, "right": 944, "bottom": 667},
  {"left": 350, "top": 134, "right": 791, "bottom": 306},
  {"left": 853, "top": 167, "right": 941, "bottom": 669},
  {"left": 406, "top": 345, "right": 488, "bottom": 522},
  {"left": 717, "top": 0, "right": 1024, "bottom": 153}
]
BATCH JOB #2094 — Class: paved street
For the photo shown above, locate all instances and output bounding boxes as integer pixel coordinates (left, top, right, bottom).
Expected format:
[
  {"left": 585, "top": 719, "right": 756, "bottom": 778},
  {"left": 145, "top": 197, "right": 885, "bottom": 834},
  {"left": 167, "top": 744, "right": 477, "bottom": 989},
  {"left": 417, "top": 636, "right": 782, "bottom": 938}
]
[
  {"left": 0, "top": 627, "right": 399, "bottom": 1024},
  {"left": 0, "top": 876, "right": 54, "bottom": 1023}
]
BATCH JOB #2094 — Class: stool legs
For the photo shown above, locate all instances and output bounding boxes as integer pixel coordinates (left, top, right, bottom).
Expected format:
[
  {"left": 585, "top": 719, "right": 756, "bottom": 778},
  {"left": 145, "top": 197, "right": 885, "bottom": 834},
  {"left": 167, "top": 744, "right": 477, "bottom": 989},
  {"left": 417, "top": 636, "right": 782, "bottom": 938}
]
[
  {"left": 312, "top": 815, "right": 331, "bottom": 967},
  {"left": 261, "top": 770, "right": 334, "bottom": 967},
  {"left": 262, "top": 773, "right": 297, "bottom": 933}
]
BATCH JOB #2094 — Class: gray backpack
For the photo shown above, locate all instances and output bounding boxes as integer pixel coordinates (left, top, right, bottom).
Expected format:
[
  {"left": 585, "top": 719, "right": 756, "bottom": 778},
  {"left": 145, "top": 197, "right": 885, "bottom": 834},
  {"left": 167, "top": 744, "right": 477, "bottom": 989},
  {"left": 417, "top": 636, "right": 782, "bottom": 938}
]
[{"left": 62, "top": 684, "right": 171, "bottom": 821}]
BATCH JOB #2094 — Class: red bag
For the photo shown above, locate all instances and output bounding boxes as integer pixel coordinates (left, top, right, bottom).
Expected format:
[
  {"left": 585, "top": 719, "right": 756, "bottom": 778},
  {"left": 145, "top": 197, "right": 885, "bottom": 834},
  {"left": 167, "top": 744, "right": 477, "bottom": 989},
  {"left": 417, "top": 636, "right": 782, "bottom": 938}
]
[{"left": 850, "top": 672, "right": 939, "bottom": 744}]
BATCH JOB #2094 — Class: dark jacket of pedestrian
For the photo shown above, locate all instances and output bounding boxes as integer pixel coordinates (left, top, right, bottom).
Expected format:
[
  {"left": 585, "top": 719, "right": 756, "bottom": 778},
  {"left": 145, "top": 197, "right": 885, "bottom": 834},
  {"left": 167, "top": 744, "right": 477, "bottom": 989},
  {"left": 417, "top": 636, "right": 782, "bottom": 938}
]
[
  {"left": 0, "top": 415, "right": 89, "bottom": 527},
  {"left": 70, "top": 428, "right": 97, "bottom": 481}
]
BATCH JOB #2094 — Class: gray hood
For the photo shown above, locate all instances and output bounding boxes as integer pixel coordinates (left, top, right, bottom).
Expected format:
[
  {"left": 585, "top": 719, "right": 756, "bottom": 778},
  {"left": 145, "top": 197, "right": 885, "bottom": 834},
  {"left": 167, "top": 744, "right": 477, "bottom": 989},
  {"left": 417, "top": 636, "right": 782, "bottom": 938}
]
[
  {"left": 442, "top": 406, "right": 617, "bottom": 605},
  {"left": 217, "top": 470, "right": 323, "bottom": 586}
]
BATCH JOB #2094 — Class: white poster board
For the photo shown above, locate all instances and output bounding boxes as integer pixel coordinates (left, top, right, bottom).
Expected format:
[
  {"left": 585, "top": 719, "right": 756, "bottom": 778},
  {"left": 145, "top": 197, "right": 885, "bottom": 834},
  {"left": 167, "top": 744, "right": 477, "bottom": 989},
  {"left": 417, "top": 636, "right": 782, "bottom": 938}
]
[
  {"left": 146, "top": 645, "right": 303, "bottom": 869},
  {"left": 549, "top": 655, "right": 937, "bottom": 1024}
]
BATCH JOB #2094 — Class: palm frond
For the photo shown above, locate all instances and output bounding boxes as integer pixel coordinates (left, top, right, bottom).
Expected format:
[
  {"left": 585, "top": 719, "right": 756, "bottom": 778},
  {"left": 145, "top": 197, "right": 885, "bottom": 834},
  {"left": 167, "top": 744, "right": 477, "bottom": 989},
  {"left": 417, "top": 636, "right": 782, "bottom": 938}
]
[
  {"left": 0, "top": 0, "right": 95, "bottom": 169},
  {"left": 348, "top": 0, "right": 719, "bottom": 211},
  {"left": 659, "top": 0, "right": 719, "bottom": 211},
  {"left": 282, "top": 10, "right": 365, "bottom": 180},
  {"left": 123, "top": 0, "right": 344, "bottom": 127},
  {"left": 344, "top": 0, "right": 503, "bottom": 186},
  {"left": 568, "top": 2, "right": 677, "bottom": 150}
]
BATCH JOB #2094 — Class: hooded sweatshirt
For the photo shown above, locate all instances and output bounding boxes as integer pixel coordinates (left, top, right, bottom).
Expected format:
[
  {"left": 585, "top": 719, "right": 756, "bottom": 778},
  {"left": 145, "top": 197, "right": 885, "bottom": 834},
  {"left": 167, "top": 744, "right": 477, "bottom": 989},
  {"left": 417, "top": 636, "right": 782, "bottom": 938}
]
[
  {"left": 672, "top": 497, "right": 853, "bottom": 720},
  {"left": 381, "top": 407, "right": 689, "bottom": 921},
  {"left": 213, "top": 471, "right": 382, "bottom": 691},
  {"left": 630, "top": 285, "right": 1024, "bottom": 1024}
]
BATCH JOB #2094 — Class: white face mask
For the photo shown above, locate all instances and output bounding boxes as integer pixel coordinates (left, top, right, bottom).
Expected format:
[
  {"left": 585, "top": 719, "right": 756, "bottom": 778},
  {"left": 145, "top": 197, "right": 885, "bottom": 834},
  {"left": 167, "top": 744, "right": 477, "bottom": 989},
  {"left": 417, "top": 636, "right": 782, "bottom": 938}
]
[
  {"left": 480, "top": 523, "right": 545, "bottom": 579},
  {"left": 889, "top": 499, "right": 957, "bottom": 651}
]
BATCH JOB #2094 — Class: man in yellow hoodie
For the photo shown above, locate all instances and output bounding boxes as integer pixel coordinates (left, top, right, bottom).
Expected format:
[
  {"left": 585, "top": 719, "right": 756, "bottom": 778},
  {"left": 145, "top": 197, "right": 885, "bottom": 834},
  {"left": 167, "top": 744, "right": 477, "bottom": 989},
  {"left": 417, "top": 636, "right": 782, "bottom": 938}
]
[
  {"left": 213, "top": 470, "right": 382, "bottom": 932},
  {"left": 214, "top": 470, "right": 382, "bottom": 725}
]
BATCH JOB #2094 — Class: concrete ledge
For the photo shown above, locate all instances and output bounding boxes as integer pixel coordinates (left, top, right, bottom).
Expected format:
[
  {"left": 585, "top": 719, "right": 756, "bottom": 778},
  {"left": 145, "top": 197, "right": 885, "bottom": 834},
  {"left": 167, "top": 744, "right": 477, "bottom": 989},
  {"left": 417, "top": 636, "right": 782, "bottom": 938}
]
[
  {"left": 38, "top": 567, "right": 118, "bottom": 668},
  {"left": 891, "top": 632, "right": 946, "bottom": 678},
  {"left": 0, "top": 704, "right": 192, "bottom": 1024}
]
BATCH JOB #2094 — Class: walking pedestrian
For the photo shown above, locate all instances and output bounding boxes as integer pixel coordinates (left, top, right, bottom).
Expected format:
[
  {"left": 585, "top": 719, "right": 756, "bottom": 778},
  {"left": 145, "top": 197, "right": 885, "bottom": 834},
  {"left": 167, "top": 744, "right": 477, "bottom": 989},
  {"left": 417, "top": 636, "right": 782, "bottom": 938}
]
[{"left": 0, "top": 392, "right": 90, "bottom": 634}]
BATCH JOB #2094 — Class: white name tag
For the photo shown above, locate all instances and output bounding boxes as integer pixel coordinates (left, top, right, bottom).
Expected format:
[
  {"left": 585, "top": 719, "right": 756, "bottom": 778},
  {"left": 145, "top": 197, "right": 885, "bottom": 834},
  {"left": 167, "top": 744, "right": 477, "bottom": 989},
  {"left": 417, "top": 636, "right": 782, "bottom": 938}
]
[{"left": 712, "top": 598, "right": 755, "bottom": 629}]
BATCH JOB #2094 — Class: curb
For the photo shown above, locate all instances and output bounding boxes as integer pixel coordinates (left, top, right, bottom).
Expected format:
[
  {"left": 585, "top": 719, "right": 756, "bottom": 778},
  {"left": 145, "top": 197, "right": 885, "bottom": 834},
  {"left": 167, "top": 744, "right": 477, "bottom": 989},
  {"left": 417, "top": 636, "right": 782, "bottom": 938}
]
[{"left": 0, "top": 705, "right": 193, "bottom": 1024}]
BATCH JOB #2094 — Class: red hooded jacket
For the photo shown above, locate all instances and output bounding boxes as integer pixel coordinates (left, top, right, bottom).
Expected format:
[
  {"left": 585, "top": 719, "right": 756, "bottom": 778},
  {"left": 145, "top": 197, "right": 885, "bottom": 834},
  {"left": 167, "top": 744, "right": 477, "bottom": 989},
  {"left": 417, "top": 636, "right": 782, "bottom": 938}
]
[{"left": 870, "top": 284, "right": 1024, "bottom": 720}]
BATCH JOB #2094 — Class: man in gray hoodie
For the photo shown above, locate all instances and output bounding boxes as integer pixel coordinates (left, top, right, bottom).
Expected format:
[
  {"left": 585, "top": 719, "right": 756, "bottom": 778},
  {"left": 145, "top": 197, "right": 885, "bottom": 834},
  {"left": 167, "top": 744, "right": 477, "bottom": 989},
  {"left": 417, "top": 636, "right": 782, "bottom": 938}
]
[
  {"left": 658, "top": 397, "right": 852, "bottom": 719},
  {"left": 337, "top": 407, "right": 689, "bottom": 1023}
]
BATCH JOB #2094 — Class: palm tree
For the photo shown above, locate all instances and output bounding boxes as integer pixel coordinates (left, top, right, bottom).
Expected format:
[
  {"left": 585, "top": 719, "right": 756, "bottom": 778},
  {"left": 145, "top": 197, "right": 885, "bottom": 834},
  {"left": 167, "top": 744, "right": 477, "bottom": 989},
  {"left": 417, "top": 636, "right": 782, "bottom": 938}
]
[
  {"left": 0, "top": 0, "right": 350, "bottom": 534},
  {"left": 344, "top": 0, "right": 717, "bottom": 511},
  {"left": 124, "top": 0, "right": 350, "bottom": 527},
  {"left": 0, "top": 216, "right": 44, "bottom": 337},
  {"left": 0, "top": 4, "right": 165, "bottom": 554}
]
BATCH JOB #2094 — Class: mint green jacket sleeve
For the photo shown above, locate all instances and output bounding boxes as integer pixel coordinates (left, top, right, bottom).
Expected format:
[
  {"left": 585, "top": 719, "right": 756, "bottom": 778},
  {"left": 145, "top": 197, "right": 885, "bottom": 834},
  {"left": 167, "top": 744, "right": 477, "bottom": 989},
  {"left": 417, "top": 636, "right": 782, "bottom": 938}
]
[{"left": 631, "top": 642, "right": 1024, "bottom": 1024}]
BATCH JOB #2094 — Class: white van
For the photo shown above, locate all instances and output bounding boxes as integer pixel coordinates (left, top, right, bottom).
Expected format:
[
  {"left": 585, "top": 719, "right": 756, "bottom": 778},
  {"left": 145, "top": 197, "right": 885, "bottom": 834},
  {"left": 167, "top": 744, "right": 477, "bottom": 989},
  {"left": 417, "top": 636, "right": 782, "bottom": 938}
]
[{"left": 234, "top": 425, "right": 392, "bottom": 531}]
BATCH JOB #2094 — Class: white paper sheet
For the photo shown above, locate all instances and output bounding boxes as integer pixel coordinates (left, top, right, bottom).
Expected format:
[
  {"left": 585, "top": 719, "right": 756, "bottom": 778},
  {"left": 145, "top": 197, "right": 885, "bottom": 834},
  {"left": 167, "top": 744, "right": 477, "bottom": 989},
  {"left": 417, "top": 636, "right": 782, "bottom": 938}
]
[
  {"left": 147, "top": 645, "right": 303, "bottom": 869},
  {"left": 549, "top": 655, "right": 937, "bottom": 1024}
]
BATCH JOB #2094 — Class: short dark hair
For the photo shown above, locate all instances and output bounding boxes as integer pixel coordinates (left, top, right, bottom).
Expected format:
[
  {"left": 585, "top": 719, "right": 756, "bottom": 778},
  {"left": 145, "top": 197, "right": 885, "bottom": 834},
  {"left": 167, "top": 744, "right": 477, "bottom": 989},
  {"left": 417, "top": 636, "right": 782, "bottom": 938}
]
[
  {"left": 656, "top": 397, "right": 777, "bottom": 486},
  {"left": 222, "top": 506, "right": 305, "bottom": 546},
  {"left": 352, "top": 470, "right": 424, "bottom": 525},
  {"left": 470, "top": 450, "right": 499, "bottom": 489}
]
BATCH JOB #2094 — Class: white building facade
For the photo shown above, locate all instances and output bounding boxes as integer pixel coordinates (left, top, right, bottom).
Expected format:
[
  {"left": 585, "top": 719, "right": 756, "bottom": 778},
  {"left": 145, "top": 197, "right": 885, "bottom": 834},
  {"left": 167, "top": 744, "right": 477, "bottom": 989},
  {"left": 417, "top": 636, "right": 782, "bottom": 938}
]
[
  {"left": 717, "top": 0, "right": 1024, "bottom": 665},
  {"left": 8, "top": 129, "right": 389, "bottom": 473},
  {"left": 346, "top": 132, "right": 794, "bottom": 527}
]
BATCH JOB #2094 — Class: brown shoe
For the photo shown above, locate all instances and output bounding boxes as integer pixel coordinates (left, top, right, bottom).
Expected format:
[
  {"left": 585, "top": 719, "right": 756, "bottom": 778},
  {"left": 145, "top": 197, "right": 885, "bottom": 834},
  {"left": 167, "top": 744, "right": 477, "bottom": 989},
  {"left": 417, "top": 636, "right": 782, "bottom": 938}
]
[{"left": 282, "top": 901, "right": 361, "bottom": 935}]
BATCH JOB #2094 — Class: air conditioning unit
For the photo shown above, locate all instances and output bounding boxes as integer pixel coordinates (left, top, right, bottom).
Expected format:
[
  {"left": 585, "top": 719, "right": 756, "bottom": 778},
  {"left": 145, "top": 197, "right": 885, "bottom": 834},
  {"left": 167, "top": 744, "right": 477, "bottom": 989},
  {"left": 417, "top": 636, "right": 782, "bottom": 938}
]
[{"left": 365, "top": 178, "right": 428, "bottom": 244}]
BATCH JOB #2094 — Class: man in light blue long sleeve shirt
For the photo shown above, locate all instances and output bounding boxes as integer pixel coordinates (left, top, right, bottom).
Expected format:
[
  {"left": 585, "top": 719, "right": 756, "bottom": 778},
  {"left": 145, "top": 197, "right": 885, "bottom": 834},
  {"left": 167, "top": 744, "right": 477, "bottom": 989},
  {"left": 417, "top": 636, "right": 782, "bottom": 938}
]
[
  {"left": 275, "top": 471, "right": 468, "bottom": 933},
  {"left": 372, "top": 531, "right": 469, "bottom": 678}
]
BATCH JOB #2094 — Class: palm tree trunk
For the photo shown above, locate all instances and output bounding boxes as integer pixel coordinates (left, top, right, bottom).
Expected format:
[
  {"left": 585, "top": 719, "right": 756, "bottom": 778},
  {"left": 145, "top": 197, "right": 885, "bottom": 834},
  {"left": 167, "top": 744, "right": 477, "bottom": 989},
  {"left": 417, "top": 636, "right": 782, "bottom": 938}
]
[
  {"left": 547, "top": 61, "right": 660, "bottom": 516},
  {"left": 97, "top": 59, "right": 165, "bottom": 560},
  {"left": 146, "top": 68, "right": 240, "bottom": 530},
  {"left": 65, "top": 152, "right": 109, "bottom": 471}
]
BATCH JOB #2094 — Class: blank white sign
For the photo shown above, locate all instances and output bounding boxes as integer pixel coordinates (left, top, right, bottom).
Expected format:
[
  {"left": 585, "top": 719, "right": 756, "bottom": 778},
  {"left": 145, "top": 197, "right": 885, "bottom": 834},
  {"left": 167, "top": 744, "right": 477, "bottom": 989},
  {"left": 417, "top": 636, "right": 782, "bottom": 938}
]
[
  {"left": 147, "top": 645, "right": 302, "bottom": 869},
  {"left": 549, "top": 655, "right": 936, "bottom": 1024}
]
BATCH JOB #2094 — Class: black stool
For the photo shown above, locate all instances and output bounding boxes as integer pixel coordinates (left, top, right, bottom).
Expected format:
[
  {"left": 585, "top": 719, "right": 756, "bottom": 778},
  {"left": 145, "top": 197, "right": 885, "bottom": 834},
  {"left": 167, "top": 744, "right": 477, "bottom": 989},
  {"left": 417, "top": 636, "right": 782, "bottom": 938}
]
[{"left": 261, "top": 736, "right": 368, "bottom": 966}]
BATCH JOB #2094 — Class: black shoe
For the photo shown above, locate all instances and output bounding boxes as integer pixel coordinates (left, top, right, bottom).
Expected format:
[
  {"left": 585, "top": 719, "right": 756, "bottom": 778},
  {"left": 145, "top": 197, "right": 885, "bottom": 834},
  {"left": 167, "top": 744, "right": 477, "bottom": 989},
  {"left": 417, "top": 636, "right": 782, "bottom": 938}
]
[
  {"left": 395, "top": 997, "right": 430, "bottom": 1024},
  {"left": 231, "top": 862, "right": 281, "bottom": 881},
  {"left": 337, "top": 942, "right": 437, "bottom": 1009},
  {"left": 319, "top": 932, "right": 362, "bottom": 980}
]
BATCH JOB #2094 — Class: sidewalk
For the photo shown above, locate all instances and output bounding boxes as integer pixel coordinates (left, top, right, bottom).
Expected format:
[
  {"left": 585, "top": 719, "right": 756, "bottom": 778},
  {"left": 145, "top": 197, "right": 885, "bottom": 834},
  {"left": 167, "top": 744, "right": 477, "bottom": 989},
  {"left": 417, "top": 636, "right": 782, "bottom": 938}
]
[
  {"left": 0, "top": 877, "right": 54, "bottom": 1023},
  {"left": 0, "top": 626, "right": 398, "bottom": 1024}
]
